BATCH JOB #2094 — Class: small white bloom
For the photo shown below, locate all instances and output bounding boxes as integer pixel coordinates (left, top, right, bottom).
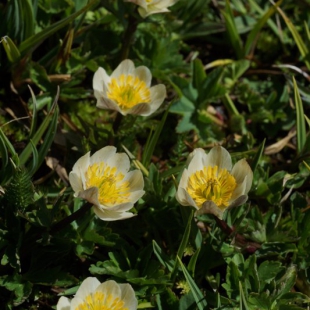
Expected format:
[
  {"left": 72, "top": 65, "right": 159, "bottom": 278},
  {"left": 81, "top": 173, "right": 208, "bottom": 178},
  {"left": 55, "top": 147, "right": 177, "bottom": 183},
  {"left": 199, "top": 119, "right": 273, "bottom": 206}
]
[
  {"left": 57, "top": 277, "right": 138, "bottom": 310},
  {"left": 93, "top": 59, "right": 166, "bottom": 116},
  {"left": 176, "top": 146, "right": 253, "bottom": 219},
  {"left": 125, "top": 0, "right": 179, "bottom": 18},
  {"left": 69, "top": 146, "right": 145, "bottom": 221}
]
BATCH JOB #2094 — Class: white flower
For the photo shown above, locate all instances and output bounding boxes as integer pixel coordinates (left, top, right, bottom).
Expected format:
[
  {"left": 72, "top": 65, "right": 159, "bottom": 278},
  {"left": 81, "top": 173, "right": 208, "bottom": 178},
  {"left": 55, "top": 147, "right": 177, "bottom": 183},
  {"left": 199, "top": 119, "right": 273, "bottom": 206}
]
[
  {"left": 125, "top": 0, "right": 179, "bottom": 18},
  {"left": 93, "top": 59, "right": 166, "bottom": 116},
  {"left": 176, "top": 146, "right": 253, "bottom": 219},
  {"left": 69, "top": 146, "right": 145, "bottom": 221},
  {"left": 57, "top": 277, "right": 138, "bottom": 310}
]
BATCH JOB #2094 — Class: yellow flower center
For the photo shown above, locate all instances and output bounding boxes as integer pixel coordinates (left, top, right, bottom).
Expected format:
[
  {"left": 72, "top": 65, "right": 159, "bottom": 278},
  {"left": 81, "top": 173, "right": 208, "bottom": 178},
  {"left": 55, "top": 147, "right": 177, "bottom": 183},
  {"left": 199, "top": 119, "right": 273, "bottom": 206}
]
[
  {"left": 85, "top": 162, "right": 131, "bottom": 206},
  {"left": 75, "top": 291, "right": 128, "bottom": 310},
  {"left": 187, "top": 166, "right": 237, "bottom": 210},
  {"left": 107, "top": 74, "right": 151, "bottom": 110}
]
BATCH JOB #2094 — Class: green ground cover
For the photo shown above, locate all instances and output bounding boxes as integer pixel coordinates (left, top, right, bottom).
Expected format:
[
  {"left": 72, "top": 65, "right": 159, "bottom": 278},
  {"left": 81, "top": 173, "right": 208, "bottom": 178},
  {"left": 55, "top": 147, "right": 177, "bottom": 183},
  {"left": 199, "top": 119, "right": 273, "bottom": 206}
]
[{"left": 1, "top": 0, "right": 310, "bottom": 309}]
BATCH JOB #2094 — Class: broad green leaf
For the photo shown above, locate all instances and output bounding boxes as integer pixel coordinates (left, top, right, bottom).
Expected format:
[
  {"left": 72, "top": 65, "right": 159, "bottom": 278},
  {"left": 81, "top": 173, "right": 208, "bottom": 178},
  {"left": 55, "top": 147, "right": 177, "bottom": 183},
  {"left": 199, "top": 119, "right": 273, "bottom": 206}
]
[
  {"left": 19, "top": 0, "right": 99, "bottom": 54},
  {"left": 177, "top": 257, "right": 208, "bottom": 310},
  {"left": 293, "top": 77, "right": 306, "bottom": 154}
]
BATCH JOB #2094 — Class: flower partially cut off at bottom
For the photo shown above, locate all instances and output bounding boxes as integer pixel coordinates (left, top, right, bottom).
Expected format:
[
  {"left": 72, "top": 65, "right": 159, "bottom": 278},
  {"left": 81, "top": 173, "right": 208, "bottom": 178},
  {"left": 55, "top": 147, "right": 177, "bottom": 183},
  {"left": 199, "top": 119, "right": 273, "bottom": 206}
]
[
  {"left": 176, "top": 146, "right": 253, "bottom": 219},
  {"left": 69, "top": 146, "right": 145, "bottom": 221},
  {"left": 56, "top": 277, "right": 138, "bottom": 310}
]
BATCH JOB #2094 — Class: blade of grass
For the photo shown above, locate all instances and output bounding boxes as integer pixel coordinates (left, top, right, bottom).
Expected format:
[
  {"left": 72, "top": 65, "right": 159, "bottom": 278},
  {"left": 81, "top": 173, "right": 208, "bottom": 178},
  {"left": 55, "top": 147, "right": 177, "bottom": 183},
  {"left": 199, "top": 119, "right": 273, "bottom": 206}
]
[
  {"left": 19, "top": 0, "right": 99, "bottom": 54},
  {"left": 142, "top": 105, "right": 170, "bottom": 167},
  {"left": 221, "top": 0, "right": 243, "bottom": 59},
  {"left": 28, "top": 140, "right": 39, "bottom": 176},
  {"left": 171, "top": 210, "right": 194, "bottom": 282},
  {"left": 177, "top": 256, "right": 208, "bottom": 310},
  {"left": 274, "top": 2, "right": 310, "bottom": 70},
  {"left": 293, "top": 77, "right": 306, "bottom": 154},
  {"left": 244, "top": 0, "right": 282, "bottom": 56},
  {"left": 28, "top": 86, "right": 38, "bottom": 139},
  {"left": 19, "top": 87, "right": 59, "bottom": 166},
  {"left": 187, "top": 247, "right": 201, "bottom": 277},
  {"left": 250, "top": 138, "right": 266, "bottom": 173},
  {"left": 152, "top": 240, "right": 174, "bottom": 272}
]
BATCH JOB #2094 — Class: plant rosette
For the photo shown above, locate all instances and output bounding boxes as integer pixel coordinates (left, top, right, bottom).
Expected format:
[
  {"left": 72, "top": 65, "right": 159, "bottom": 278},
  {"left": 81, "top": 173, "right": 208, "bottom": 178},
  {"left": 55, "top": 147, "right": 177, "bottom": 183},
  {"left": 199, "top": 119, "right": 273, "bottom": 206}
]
[
  {"left": 69, "top": 146, "right": 145, "bottom": 221},
  {"left": 176, "top": 146, "right": 253, "bottom": 219},
  {"left": 93, "top": 59, "right": 166, "bottom": 116}
]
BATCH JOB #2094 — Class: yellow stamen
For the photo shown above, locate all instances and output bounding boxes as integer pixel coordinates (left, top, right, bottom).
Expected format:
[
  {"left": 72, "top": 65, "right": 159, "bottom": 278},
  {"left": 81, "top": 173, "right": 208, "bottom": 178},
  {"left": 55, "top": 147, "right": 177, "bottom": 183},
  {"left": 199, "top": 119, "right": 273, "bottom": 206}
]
[
  {"left": 76, "top": 291, "right": 128, "bottom": 310},
  {"left": 107, "top": 74, "right": 151, "bottom": 110},
  {"left": 187, "top": 166, "right": 237, "bottom": 210},
  {"left": 85, "top": 162, "right": 131, "bottom": 206}
]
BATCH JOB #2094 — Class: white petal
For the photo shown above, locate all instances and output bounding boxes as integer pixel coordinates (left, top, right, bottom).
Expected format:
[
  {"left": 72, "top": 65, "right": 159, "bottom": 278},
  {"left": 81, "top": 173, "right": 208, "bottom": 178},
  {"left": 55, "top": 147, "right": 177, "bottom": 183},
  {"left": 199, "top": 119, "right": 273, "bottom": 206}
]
[
  {"left": 231, "top": 159, "right": 253, "bottom": 194},
  {"left": 95, "top": 94, "right": 122, "bottom": 113},
  {"left": 198, "top": 201, "right": 223, "bottom": 219},
  {"left": 106, "top": 153, "right": 130, "bottom": 174},
  {"left": 56, "top": 296, "right": 71, "bottom": 310},
  {"left": 74, "top": 277, "right": 100, "bottom": 300},
  {"left": 124, "top": 170, "right": 144, "bottom": 191},
  {"left": 187, "top": 149, "right": 205, "bottom": 175},
  {"left": 127, "top": 103, "right": 152, "bottom": 116},
  {"left": 135, "top": 66, "right": 152, "bottom": 86},
  {"left": 100, "top": 201, "right": 133, "bottom": 212},
  {"left": 69, "top": 172, "right": 83, "bottom": 193},
  {"left": 177, "top": 168, "right": 190, "bottom": 189},
  {"left": 77, "top": 187, "right": 100, "bottom": 207},
  {"left": 93, "top": 207, "right": 136, "bottom": 221},
  {"left": 229, "top": 176, "right": 247, "bottom": 202},
  {"left": 147, "top": 84, "right": 166, "bottom": 115},
  {"left": 186, "top": 148, "right": 205, "bottom": 166},
  {"left": 71, "top": 152, "right": 90, "bottom": 176},
  {"left": 93, "top": 67, "right": 110, "bottom": 91},
  {"left": 111, "top": 59, "right": 135, "bottom": 78},
  {"left": 128, "top": 189, "right": 145, "bottom": 204},
  {"left": 96, "top": 280, "right": 121, "bottom": 300},
  {"left": 228, "top": 195, "right": 248, "bottom": 208},
  {"left": 204, "top": 146, "right": 232, "bottom": 171},
  {"left": 118, "top": 283, "right": 138, "bottom": 310},
  {"left": 90, "top": 146, "right": 117, "bottom": 165}
]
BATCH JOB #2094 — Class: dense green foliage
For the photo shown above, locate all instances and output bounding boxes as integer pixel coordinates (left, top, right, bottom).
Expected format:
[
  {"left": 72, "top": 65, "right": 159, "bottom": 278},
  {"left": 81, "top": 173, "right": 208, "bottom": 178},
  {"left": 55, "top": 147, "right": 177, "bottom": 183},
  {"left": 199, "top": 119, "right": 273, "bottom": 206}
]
[{"left": 1, "top": 0, "right": 310, "bottom": 309}]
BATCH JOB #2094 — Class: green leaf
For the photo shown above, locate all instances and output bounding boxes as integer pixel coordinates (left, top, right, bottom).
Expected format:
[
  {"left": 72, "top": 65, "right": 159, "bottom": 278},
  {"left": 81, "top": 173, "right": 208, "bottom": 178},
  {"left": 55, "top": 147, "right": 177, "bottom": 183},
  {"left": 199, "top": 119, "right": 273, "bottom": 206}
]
[
  {"left": 192, "top": 58, "right": 206, "bottom": 90},
  {"left": 250, "top": 138, "right": 266, "bottom": 173},
  {"left": 152, "top": 240, "right": 174, "bottom": 272},
  {"left": 171, "top": 210, "right": 193, "bottom": 281},
  {"left": 244, "top": 0, "right": 283, "bottom": 56},
  {"left": 221, "top": 0, "right": 243, "bottom": 59},
  {"left": 142, "top": 105, "right": 170, "bottom": 167},
  {"left": 1, "top": 36, "right": 21, "bottom": 63},
  {"left": 293, "top": 77, "right": 306, "bottom": 154},
  {"left": 276, "top": 6, "right": 310, "bottom": 70},
  {"left": 19, "top": 87, "right": 59, "bottom": 166},
  {"left": 19, "top": 0, "right": 99, "bottom": 54},
  {"left": 177, "top": 257, "right": 208, "bottom": 310},
  {"left": 258, "top": 261, "right": 284, "bottom": 286}
]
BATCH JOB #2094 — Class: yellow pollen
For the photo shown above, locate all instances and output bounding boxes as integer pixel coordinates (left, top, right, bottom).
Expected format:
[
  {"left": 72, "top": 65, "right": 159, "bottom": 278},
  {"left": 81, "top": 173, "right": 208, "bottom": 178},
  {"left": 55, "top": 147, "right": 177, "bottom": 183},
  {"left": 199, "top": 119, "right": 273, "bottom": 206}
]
[
  {"left": 187, "top": 166, "right": 237, "bottom": 210},
  {"left": 85, "top": 162, "right": 131, "bottom": 206},
  {"left": 107, "top": 74, "right": 151, "bottom": 110},
  {"left": 75, "top": 291, "right": 129, "bottom": 310}
]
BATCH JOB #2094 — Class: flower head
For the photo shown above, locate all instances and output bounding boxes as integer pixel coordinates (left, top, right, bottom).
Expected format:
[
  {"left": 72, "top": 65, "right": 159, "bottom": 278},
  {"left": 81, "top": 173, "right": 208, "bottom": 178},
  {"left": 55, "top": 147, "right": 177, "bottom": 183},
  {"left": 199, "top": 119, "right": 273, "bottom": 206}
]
[
  {"left": 93, "top": 59, "right": 166, "bottom": 116},
  {"left": 57, "top": 277, "right": 138, "bottom": 310},
  {"left": 176, "top": 146, "right": 253, "bottom": 219},
  {"left": 125, "top": 0, "right": 178, "bottom": 18},
  {"left": 69, "top": 146, "right": 144, "bottom": 221}
]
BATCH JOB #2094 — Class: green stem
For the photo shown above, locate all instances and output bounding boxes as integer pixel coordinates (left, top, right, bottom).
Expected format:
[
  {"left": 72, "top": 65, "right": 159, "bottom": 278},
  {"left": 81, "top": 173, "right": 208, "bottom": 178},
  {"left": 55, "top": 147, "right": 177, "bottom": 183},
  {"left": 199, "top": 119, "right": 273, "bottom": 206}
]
[{"left": 49, "top": 202, "right": 93, "bottom": 234}]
